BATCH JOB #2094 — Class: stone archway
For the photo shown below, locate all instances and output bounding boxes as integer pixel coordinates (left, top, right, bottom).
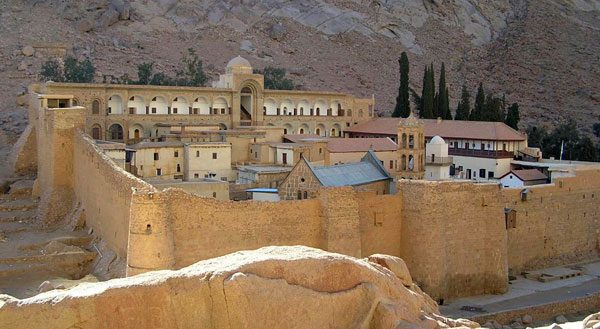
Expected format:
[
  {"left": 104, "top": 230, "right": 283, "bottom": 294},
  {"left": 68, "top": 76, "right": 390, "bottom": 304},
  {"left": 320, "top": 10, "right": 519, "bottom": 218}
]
[{"left": 238, "top": 80, "right": 263, "bottom": 126}]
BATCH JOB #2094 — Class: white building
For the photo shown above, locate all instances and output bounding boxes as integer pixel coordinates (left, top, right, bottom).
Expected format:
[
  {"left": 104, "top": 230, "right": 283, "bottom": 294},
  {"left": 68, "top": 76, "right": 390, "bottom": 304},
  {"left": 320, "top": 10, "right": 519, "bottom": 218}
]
[
  {"left": 499, "top": 169, "right": 548, "bottom": 188},
  {"left": 425, "top": 136, "right": 452, "bottom": 180}
]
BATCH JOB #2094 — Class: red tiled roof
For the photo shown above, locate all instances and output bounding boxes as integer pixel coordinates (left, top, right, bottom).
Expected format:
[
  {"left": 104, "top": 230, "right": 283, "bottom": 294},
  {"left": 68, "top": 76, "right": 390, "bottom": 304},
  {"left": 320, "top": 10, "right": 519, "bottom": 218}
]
[
  {"left": 345, "top": 118, "right": 526, "bottom": 141},
  {"left": 326, "top": 138, "right": 397, "bottom": 153},
  {"left": 503, "top": 169, "right": 548, "bottom": 181}
]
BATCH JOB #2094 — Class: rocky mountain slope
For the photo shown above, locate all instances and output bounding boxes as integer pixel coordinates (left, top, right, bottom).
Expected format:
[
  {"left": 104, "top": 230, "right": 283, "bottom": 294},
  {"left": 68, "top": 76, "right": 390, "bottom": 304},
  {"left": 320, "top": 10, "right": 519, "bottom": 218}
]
[{"left": 0, "top": 0, "right": 598, "bottom": 168}]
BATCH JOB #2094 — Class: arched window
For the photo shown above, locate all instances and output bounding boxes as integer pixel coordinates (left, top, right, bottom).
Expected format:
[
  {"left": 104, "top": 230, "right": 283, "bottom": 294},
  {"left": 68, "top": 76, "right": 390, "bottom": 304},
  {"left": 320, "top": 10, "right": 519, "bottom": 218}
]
[
  {"left": 316, "top": 108, "right": 320, "bottom": 116},
  {"left": 297, "top": 190, "right": 302, "bottom": 200},
  {"left": 408, "top": 155, "right": 414, "bottom": 171},
  {"left": 283, "top": 128, "right": 288, "bottom": 134},
  {"left": 73, "top": 99, "right": 79, "bottom": 106},
  {"left": 409, "top": 135, "right": 414, "bottom": 148},
  {"left": 108, "top": 124, "right": 123, "bottom": 140},
  {"left": 299, "top": 128, "right": 304, "bottom": 134},
  {"left": 316, "top": 128, "right": 321, "bottom": 136},
  {"left": 134, "top": 129, "right": 140, "bottom": 139},
  {"left": 92, "top": 100, "right": 100, "bottom": 115},
  {"left": 402, "top": 134, "right": 407, "bottom": 148},
  {"left": 300, "top": 107, "right": 304, "bottom": 115},
  {"left": 401, "top": 155, "right": 407, "bottom": 170},
  {"left": 241, "top": 87, "right": 252, "bottom": 94},
  {"left": 303, "top": 191, "right": 308, "bottom": 199}
]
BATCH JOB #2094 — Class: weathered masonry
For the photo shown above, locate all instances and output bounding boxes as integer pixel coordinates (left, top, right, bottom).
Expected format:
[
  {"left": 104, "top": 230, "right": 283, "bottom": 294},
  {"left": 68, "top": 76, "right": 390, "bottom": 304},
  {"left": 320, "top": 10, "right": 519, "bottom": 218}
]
[
  {"left": 14, "top": 93, "right": 600, "bottom": 302},
  {"left": 35, "top": 56, "right": 374, "bottom": 144}
]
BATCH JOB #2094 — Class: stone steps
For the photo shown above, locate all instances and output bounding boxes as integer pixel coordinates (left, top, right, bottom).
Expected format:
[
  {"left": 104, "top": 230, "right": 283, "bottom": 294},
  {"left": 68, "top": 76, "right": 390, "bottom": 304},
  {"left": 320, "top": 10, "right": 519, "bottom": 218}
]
[
  {"left": 0, "top": 199, "right": 38, "bottom": 212},
  {"left": 0, "top": 209, "right": 37, "bottom": 222}
]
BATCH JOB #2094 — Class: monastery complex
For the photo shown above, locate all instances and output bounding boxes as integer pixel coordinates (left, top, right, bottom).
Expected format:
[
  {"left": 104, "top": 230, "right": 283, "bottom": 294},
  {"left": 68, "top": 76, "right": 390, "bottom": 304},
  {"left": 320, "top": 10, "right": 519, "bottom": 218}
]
[{"left": 3, "top": 56, "right": 600, "bottom": 327}]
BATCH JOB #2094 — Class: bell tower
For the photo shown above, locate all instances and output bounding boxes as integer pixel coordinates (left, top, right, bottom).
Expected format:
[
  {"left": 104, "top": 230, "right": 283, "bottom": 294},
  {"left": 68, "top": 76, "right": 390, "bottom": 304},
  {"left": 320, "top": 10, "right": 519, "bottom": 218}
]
[{"left": 396, "top": 113, "right": 425, "bottom": 179}]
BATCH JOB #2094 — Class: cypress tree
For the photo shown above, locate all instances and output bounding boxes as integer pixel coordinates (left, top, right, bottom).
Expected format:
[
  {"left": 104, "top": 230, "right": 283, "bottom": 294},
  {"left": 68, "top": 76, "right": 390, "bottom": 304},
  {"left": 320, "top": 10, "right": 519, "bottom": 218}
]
[
  {"left": 444, "top": 86, "right": 452, "bottom": 119},
  {"left": 455, "top": 84, "right": 471, "bottom": 120},
  {"left": 471, "top": 83, "right": 485, "bottom": 121},
  {"left": 437, "top": 63, "right": 449, "bottom": 119},
  {"left": 419, "top": 66, "right": 428, "bottom": 118},
  {"left": 505, "top": 102, "right": 520, "bottom": 130},
  {"left": 393, "top": 52, "right": 410, "bottom": 118},
  {"left": 422, "top": 65, "right": 435, "bottom": 119}
]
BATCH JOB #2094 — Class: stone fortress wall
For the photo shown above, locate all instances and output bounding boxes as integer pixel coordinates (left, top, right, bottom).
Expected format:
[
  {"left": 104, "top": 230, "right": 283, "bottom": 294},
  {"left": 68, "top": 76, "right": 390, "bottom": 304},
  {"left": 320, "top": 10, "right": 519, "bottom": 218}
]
[{"left": 20, "top": 97, "right": 600, "bottom": 301}]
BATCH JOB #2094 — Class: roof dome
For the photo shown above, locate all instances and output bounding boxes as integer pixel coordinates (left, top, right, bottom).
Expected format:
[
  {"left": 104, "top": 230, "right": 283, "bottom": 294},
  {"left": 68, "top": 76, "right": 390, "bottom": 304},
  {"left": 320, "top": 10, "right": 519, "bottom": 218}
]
[
  {"left": 430, "top": 136, "right": 445, "bottom": 144},
  {"left": 226, "top": 56, "right": 252, "bottom": 69}
]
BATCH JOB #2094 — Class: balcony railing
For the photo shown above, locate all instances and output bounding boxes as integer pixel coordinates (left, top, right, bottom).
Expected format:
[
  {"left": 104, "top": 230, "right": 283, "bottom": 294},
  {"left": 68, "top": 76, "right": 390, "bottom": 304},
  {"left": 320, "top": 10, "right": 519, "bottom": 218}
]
[
  {"left": 425, "top": 155, "right": 453, "bottom": 165},
  {"left": 448, "top": 148, "right": 515, "bottom": 159}
]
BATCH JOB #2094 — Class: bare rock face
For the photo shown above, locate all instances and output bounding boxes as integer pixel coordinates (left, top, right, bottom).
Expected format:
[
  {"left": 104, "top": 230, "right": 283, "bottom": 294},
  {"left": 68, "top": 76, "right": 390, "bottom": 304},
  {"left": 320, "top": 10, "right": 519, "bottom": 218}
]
[
  {"left": 0, "top": 246, "right": 478, "bottom": 329},
  {"left": 268, "top": 24, "right": 287, "bottom": 40}
]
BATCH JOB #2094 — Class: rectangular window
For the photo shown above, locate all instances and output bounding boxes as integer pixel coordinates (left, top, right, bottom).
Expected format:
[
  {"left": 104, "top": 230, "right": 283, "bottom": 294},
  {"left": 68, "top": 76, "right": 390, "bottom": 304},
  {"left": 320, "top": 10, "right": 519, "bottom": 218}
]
[
  {"left": 254, "top": 152, "right": 258, "bottom": 158},
  {"left": 479, "top": 169, "right": 486, "bottom": 178},
  {"left": 156, "top": 168, "right": 162, "bottom": 176},
  {"left": 154, "top": 152, "right": 159, "bottom": 161},
  {"left": 213, "top": 192, "right": 217, "bottom": 198},
  {"left": 488, "top": 171, "right": 495, "bottom": 179},
  {"left": 212, "top": 152, "right": 217, "bottom": 159},
  {"left": 152, "top": 107, "right": 157, "bottom": 114},
  {"left": 173, "top": 108, "right": 178, "bottom": 114},
  {"left": 389, "top": 160, "right": 393, "bottom": 169},
  {"left": 196, "top": 150, "right": 200, "bottom": 157},
  {"left": 221, "top": 177, "right": 227, "bottom": 181},
  {"left": 129, "top": 107, "right": 134, "bottom": 114},
  {"left": 174, "top": 151, "right": 178, "bottom": 157}
]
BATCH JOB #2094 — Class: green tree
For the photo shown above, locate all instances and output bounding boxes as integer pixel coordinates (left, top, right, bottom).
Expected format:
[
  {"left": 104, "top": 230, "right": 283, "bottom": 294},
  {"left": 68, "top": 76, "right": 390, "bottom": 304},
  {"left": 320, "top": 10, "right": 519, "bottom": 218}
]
[
  {"left": 436, "top": 62, "right": 449, "bottom": 119},
  {"left": 422, "top": 65, "right": 435, "bottom": 119},
  {"left": 176, "top": 48, "right": 208, "bottom": 87},
  {"left": 455, "top": 84, "right": 471, "bottom": 120},
  {"left": 137, "top": 62, "right": 154, "bottom": 85},
  {"left": 470, "top": 83, "right": 485, "bottom": 121},
  {"left": 393, "top": 52, "right": 410, "bottom": 118},
  {"left": 41, "top": 56, "right": 95, "bottom": 83},
  {"left": 40, "top": 58, "right": 64, "bottom": 82},
  {"left": 526, "top": 125, "right": 549, "bottom": 149},
  {"left": 575, "top": 137, "right": 599, "bottom": 162},
  {"left": 505, "top": 103, "right": 520, "bottom": 130},
  {"left": 443, "top": 87, "right": 452, "bottom": 119},
  {"left": 545, "top": 119, "right": 580, "bottom": 160},
  {"left": 150, "top": 72, "right": 175, "bottom": 86},
  {"left": 593, "top": 122, "right": 600, "bottom": 138},
  {"left": 418, "top": 66, "right": 428, "bottom": 118},
  {"left": 63, "top": 56, "right": 95, "bottom": 83},
  {"left": 255, "top": 67, "right": 294, "bottom": 90}
]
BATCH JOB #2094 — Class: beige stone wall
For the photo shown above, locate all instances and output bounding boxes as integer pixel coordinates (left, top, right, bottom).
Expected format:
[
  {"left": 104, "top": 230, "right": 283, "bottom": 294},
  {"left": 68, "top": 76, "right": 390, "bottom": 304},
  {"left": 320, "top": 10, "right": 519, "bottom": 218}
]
[
  {"left": 73, "top": 132, "right": 154, "bottom": 258},
  {"left": 356, "top": 191, "right": 402, "bottom": 257},
  {"left": 163, "top": 189, "right": 323, "bottom": 268},
  {"left": 151, "top": 181, "right": 230, "bottom": 201},
  {"left": 397, "top": 180, "right": 508, "bottom": 301},
  {"left": 501, "top": 169, "right": 600, "bottom": 273}
]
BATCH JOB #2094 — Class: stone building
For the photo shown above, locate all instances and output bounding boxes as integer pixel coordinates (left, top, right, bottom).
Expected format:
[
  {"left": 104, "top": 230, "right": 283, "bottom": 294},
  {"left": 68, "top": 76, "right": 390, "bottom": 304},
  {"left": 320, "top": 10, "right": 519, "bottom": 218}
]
[
  {"left": 278, "top": 150, "right": 393, "bottom": 200},
  {"left": 129, "top": 141, "right": 234, "bottom": 182},
  {"left": 395, "top": 113, "right": 425, "bottom": 179},
  {"left": 33, "top": 56, "right": 374, "bottom": 144}
]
